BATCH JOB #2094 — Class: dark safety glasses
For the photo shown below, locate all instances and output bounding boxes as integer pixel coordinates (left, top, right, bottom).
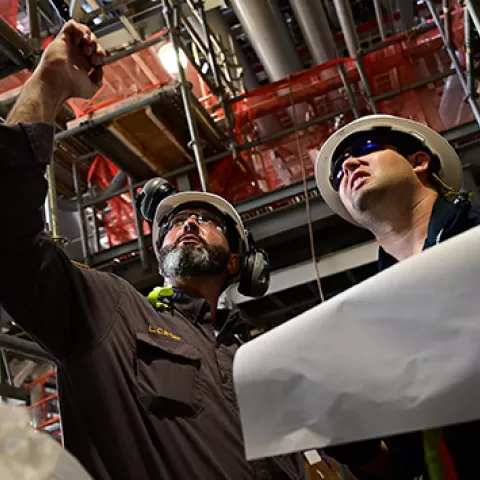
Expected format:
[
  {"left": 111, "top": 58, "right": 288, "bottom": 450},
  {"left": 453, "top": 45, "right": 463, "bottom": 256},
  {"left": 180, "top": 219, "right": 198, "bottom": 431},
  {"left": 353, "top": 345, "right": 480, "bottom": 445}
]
[
  {"left": 329, "top": 136, "right": 394, "bottom": 191},
  {"left": 167, "top": 211, "right": 227, "bottom": 233}
]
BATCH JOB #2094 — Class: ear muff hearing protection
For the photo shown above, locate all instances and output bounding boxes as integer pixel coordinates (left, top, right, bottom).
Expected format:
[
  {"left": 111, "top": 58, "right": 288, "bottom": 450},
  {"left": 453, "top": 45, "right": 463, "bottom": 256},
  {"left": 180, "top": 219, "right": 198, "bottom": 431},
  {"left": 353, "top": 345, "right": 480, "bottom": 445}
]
[
  {"left": 136, "top": 178, "right": 177, "bottom": 225},
  {"left": 238, "top": 232, "right": 270, "bottom": 297},
  {"left": 136, "top": 179, "right": 271, "bottom": 298}
]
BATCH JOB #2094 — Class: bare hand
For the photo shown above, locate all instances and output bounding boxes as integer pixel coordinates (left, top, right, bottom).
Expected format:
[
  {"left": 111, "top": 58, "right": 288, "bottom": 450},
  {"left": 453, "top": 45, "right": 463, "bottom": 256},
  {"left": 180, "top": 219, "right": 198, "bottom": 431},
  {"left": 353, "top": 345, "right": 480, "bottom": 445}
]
[{"left": 34, "top": 20, "right": 107, "bottom": 101}]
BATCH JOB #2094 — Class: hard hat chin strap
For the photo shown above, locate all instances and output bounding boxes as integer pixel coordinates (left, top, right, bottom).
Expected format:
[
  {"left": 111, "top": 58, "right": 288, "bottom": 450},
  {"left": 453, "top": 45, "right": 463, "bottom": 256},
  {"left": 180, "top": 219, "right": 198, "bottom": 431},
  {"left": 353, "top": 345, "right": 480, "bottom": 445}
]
[{"left": 431, "top": 172, "right": 471, "bottom": 199}]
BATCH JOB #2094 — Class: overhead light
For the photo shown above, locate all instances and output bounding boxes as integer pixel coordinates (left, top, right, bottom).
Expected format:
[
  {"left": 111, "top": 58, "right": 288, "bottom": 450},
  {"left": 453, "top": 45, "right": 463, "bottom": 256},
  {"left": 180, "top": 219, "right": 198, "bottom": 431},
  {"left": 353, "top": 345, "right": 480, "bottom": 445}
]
[{"left": 158, "top": 42, "right": 188, "bottom": 75}]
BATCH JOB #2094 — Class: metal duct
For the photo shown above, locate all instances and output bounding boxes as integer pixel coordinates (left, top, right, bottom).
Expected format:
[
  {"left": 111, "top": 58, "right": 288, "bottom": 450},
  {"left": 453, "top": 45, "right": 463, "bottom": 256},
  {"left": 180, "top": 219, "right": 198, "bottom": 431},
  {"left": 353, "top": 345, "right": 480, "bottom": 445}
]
[
  {"left": 289, "top": 0, "right": 336, "bottom": 65},
  {"left": 333, "top": 0, "right": 360, "bottom": 57},
  {"left": 206, "top": 7, "right": 259, "bottom": 91},
  {"left": 230, "top": 0, "right": 302, "bottom": 81}
]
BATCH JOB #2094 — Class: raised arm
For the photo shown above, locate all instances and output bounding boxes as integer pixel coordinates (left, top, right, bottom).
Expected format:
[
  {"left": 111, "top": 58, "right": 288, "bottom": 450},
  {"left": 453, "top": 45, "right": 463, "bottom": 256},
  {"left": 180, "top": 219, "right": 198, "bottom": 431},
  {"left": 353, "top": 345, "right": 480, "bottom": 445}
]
[{"left": 0, "top": 21, "right": 108, "bottom": 360}]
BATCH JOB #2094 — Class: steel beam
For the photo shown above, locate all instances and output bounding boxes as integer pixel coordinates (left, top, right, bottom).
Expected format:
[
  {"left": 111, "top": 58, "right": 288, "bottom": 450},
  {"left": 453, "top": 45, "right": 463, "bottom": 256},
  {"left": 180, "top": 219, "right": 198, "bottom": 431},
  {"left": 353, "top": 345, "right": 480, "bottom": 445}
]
[{"left": 0, "top": 334, "right": 57, "bottom": 363}]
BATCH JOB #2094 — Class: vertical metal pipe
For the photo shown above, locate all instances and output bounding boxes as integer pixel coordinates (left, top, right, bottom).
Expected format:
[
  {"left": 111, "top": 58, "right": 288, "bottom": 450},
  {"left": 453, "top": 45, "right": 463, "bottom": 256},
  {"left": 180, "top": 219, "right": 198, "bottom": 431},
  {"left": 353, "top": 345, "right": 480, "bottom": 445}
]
[
  {"left": 338, "top": 63, "right": 359, "bottom": 118},
  {"left": 194, "top": 1, "right": 234, "bottom": 136},
  {"left": 356, "top": 54, "right": 379, "bottom": 113},
  {"left": 46, "top": 164, "right": 61, "bottom": 241},
  {"left": 165, "top": 1, "right": 209, "bottom": 191},
  {"left": 128, "top": 177, "right": 148, "bottom": 270},
  {"left": 289, "top": 0, "right": 336, "bottom": 65},
  {"left": 26, "top": 0, "right": 41, "bottom": 65},
  {"left": 426, "top": 0, "right": 480, "bottom": 127},
  {"left": 91, "top": 206, "right": 101, "bottom": 253},
  {"left": 465, "top": 7, "right": 474, "bottom": 100},
  {"left": 333, "top": 0, "right": 360, "bottom": 58},
  {"left": 467, "top": 0, "right": 480, "bottom": 40},
  {"left": 443, "top": 0, "right": 452, "bottom": 45},
  {"left": 72, "top": 162, "right": 90, "bottom": 264},
  {"left": 206, "top": 7, "right": 258, "bottom": 91},
  {"left": 373, "top": 0, "right": 387, "bottom": 40},
  {"left": 230, "top": 0, "right": 303, "bottom": 81}
]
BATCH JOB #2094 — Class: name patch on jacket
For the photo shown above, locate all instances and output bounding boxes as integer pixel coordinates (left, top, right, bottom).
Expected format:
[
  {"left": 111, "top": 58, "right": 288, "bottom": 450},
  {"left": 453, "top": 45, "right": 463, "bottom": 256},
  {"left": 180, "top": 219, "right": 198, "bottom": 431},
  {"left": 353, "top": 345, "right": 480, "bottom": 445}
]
[{"left": 148, "top": 325, "right": 181, "bottom": 341}]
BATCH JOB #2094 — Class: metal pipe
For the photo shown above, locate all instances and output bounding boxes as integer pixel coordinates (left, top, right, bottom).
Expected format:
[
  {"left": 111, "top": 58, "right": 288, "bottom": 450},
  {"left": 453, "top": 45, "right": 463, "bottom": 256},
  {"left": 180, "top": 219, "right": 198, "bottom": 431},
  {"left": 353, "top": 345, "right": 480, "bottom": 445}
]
[
  {"left": 425, "top": 0, "right": 480, "bottom": 127},
  {"left": 206, "top": 7, "right": 257, "bottom": 91},
  {"left": 1, "top": 350, "right": 12, "bottom": 385},
  {"left": 289, "top": 0, "right": 336, "bottom": 65},
  {"left": 180, "top": 12, "right": 236, "bottom": 95},
  {"left": 333, "top": 0, "right": 360, "bottom": 57},
  {"left": 356, "top": 55, "right": 379, "bottom": 113},
  {"left": 0, "top": 18, "right": 31, "bottom": 67},
  {"left": 372, "top": 69, "right": 455, "bottom": 102},
  {"left": 230, "top": 0, "right": 303, "bottom": 81},
  {"left": 443, "top": 0, "right": 452, "bottom": 45},
  {"left": 166, "top": 1, "right": 209, "bottom": 192},
  {"left": 338, "top": 63, "right": 359, "bottom": 118},
  {"left": 466, "top": 0, "right": 480, "bottom": 41},
  {"left": 465, "top": 7, "right": 475, "bottom": 102},
  {"left": 103, "top": 29, "right": 169, "bottom": 66},
  {"left": 27, "top": 0, "right": 41, "bottom": 64},
  {"left": 72, "top": 161, "right": 91, "bottom": 264},
  {"left": 91, "top": 205, "right": 101, "bottom": 253},
  {"left": 128, "top": 177, "right": 149, "bottom": 270},
  {"left": 0, "top": 334, "right": 57, "bottom": 364},
  {"left": 358, "top": 22, "right": 437, "bottom": 56},
  {"left": 192, "top": 1, "right": 234, "bottom": 135},
  {"left": 46, "top": 164, "right": 61, "bottom": 241},
  {"left": 373, "top": 0, "right": 387, "bottom": 40}
]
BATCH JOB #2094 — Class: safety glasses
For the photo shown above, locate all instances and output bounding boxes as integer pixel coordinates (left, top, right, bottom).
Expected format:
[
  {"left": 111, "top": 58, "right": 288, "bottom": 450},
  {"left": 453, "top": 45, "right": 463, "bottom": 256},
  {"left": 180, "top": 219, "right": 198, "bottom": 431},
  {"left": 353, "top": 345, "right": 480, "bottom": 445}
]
[
  {"left": 329, "top": 136, "right": 393, "bottom": 191},
  {"left": 167, "top": 211, "right": 227, "bottom": 233}
]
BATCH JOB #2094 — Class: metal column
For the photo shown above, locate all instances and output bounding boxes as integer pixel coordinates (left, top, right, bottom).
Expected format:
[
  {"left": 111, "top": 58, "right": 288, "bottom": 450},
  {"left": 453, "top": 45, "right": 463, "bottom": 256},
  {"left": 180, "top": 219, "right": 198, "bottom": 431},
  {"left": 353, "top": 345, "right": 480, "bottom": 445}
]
[
  {"left": 128, "top": 177, "right": 149, "bottom": 270},
  {"left": 45, "top": 163, "right": 64, "bottom": 244},
  {"left": 289, "top": 0, "right": 336, "bottom": 65},
  {"left": 230, "top": 0, "right": 303, "bottom": 81},
  {"left": 333, "top": 0, "right": 360, "bottom": 58},
  {"left": 164, "top": 0, "right": 209, "bottom": 191},
  {"left": 373, "top": 0, "right": 387, "bottom": 40},
  {"left": 467, "top": 0, "right": 480, "bottom": 41},
  {"left": 206, "top": 7, "right": 258, "bottom": 91},
  {"left": 425, "top": 0, "right": 480, "bottom": 127},
  {"left": 72, "top": 161, "right": 91, "bottom": 264}
]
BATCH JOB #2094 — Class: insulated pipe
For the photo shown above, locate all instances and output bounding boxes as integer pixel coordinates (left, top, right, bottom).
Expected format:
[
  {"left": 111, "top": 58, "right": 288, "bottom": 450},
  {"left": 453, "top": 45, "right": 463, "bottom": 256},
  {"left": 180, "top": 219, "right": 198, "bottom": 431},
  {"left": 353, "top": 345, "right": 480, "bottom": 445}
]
[
  {"left": 289, "top": 0, "right": 336, "bottom": 65},
  {"left": 230, "top": 0, "right": 302, "bottom": 81},
  {"left": 333, "top": 0, "right": 360, "bottom": 58}
]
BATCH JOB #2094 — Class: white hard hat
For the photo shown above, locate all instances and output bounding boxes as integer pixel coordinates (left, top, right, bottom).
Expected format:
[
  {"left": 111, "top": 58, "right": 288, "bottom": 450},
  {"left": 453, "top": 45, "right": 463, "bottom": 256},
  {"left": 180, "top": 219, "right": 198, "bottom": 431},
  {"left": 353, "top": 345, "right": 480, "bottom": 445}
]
[
  {"left": 315, "top": 114, "right": 463, "bottom": 226},
  {"left": 152, "top": 191, "right": 248, "bottom": 259}
]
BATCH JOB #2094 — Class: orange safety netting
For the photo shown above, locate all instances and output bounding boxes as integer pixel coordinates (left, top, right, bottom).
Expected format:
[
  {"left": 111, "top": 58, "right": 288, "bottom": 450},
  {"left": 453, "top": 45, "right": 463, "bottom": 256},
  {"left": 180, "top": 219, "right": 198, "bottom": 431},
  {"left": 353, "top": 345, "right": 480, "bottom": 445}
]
[
  {"left": 232, "top": 59, "right": 366, "bottom": 193},
  {"left": 68, "top": 31, "right": 221, "bottom": 119},
  {"left": 88, "top": 155, "right": 151, "bottom": 247},
  {"left": 0, "top": 0, "right": 17, "bottom": 30},
  {"left": 360, "top": 7, "right": 473, "bottom": 131},
  {"left": 189, "top": 154, "right": 263, "bottom": 204},
  {"left": 232, "top": 9, "right": 474, "bottom": 197}
]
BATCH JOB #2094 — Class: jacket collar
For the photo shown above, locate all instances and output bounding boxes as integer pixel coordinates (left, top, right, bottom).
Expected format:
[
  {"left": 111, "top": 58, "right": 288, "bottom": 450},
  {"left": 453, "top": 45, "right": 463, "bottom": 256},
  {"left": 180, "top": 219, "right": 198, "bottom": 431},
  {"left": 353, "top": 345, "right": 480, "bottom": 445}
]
[
  {"left": 171, "top": 288, "right": 246, "bottom": 337},
  {"left": 378, "top": 196, "right": 464, "bottom": 270}
]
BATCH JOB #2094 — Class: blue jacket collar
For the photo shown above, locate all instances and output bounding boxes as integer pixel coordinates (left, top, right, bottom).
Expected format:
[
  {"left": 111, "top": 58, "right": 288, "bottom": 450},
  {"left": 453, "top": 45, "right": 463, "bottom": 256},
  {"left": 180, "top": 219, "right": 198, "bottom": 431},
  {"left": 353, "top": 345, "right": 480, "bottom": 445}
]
[{"left": 378, "top": 196, "right": 470, "bottom": 270}]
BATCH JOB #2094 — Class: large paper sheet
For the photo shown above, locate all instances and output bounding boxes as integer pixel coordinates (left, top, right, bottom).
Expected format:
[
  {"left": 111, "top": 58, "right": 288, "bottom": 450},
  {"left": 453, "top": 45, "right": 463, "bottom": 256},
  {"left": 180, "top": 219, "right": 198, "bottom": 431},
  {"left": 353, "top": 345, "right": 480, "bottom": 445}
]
[{"left": 233, "top": 225, "right": 480, "bottom": 460}]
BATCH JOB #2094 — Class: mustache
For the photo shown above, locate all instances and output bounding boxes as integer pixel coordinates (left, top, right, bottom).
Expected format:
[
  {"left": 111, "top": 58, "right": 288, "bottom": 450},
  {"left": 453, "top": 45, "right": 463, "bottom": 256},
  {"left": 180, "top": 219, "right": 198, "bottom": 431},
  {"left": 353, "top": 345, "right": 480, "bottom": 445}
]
[{"left": 175, "top": 234, "right": 207, "bottom": 248}]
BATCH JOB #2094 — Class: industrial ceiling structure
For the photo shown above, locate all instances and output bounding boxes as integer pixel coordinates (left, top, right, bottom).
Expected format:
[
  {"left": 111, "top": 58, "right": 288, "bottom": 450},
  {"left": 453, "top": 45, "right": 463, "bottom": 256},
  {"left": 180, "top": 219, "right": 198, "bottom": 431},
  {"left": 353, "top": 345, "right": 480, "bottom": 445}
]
[{"left": 1, "top": 0, "right": 480, "bottom": 440}]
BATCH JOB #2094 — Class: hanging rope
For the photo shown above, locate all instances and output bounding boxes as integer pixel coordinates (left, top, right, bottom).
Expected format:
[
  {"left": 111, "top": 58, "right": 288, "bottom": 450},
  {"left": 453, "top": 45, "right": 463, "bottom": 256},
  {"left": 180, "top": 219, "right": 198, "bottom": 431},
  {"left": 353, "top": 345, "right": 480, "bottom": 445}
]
[{"left": 287, "top": 75, "right": 325, "bottom": 302}]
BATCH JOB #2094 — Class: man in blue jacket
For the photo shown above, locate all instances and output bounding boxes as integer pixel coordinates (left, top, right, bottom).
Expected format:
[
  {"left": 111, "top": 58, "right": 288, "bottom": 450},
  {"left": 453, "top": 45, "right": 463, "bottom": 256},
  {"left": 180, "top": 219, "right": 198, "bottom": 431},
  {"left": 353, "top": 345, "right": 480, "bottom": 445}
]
[{"left": 315, "top": 114, "right": 480, "bottom": 480}]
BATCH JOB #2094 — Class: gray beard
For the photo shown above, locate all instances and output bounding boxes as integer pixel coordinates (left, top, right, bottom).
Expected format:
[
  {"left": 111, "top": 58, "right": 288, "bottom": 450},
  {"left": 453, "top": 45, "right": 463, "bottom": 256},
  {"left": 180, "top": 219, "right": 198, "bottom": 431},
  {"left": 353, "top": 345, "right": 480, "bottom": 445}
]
[{"left": 157, "top": 244, "right": 230, "bottom": 278}]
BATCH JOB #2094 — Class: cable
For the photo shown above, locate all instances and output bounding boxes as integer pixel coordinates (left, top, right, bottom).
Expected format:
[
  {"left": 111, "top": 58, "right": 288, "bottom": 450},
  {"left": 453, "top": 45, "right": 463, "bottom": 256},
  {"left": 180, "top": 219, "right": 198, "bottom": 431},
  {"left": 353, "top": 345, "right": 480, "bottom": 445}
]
[{"left": 287, "top": 76, "right": 325, "bottom": 302}]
